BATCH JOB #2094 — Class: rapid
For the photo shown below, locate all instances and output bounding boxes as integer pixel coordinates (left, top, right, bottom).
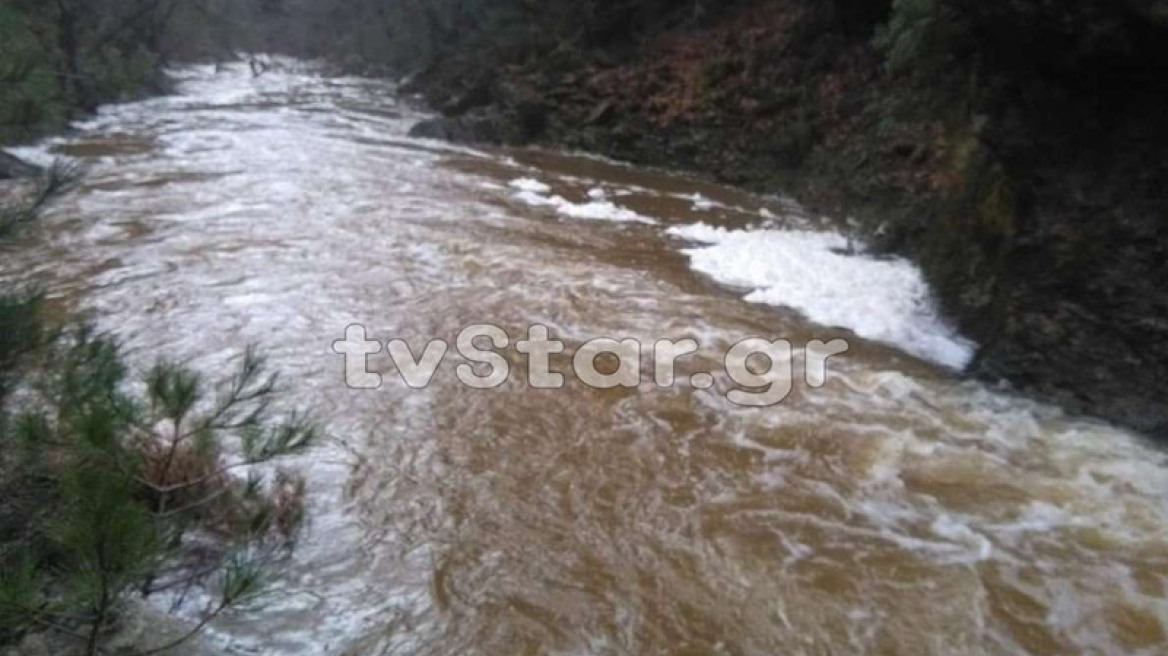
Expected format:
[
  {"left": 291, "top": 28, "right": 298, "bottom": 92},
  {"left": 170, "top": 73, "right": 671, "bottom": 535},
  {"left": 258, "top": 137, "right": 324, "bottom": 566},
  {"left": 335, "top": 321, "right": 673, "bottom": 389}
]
[{"left": 3, "top": 62, "right": 1166, "bottom": 656}]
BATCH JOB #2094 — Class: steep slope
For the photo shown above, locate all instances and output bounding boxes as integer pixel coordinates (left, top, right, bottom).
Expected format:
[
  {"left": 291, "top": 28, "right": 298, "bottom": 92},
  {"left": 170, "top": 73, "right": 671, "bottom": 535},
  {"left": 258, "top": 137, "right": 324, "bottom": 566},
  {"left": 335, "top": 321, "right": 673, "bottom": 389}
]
[{"left": 408, "top": 0, "right": 1168, "bottom": 436}]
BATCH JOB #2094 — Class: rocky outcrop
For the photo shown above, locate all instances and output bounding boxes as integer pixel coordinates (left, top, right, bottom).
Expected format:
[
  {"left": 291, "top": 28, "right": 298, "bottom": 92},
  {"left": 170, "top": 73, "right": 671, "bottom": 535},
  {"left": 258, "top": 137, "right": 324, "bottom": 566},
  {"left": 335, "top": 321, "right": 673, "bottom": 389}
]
[
  {"left": 0, "top": 152, "right": 40, "bottom": 180},
  {"left": 408, "top": 76, "right": 547, "bottom": 145},
  {"left": 899, "top": 0, "right": 1168, "bottom": 435}
]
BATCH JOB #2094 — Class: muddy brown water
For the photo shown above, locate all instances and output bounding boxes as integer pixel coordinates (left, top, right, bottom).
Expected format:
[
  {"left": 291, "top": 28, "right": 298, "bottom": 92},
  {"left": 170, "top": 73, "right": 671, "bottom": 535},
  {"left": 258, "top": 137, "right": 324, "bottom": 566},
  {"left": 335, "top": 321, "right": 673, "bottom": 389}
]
[{"left": 3, "top": 62, "right": 1167, "bottom": 656}]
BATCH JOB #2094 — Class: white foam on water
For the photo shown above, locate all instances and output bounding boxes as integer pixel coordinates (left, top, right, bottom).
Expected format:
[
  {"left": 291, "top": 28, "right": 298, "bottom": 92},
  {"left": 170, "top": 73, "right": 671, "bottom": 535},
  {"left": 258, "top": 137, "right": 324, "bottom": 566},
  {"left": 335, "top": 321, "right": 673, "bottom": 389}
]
[
  {"left": 930, "top": 514, "right": 995, "bottom": 562},
  {"left": 681, "top": 192, "right": 718, "bottom": 211},
  {"left": 509, "top": 177, "right": 552, "bottom": 194},
  {"left": 667, "top": 222, "right": 975, "bottom": 369},
  {"left": 508, "top": 177, "right": 657, "bottom": 225},
  {"left": 556, "top": 198, "right": 655, "bottom": 223}
]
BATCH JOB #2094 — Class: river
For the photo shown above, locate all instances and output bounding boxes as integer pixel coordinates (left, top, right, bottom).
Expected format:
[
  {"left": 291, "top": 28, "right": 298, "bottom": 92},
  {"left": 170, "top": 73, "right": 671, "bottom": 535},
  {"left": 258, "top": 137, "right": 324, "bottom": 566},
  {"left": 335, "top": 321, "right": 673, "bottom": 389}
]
[{"left": 4, "top": 61, "right": 1167, "bottom": 656}]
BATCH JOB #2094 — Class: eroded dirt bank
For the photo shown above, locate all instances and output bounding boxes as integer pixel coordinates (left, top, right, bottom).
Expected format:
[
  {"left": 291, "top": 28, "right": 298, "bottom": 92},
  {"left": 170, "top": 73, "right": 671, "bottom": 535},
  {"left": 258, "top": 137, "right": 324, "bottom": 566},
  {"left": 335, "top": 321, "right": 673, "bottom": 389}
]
[{"left": 408, "top": 0, "right": 1168, "bottom": 438}]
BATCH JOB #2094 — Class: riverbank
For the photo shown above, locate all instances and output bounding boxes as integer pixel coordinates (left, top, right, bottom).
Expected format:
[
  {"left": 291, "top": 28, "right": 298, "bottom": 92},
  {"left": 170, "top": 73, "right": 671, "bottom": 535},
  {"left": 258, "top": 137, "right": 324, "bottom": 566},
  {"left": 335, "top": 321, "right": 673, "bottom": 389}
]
[
  {"left": 0, "top": 169, "right": 228, "bottom": 656},
  {"left": 1, "top": 603, "right": 221, "bottom": 656},
  {"left": 405, "top": 0, "right": 1168, "bottom": 438}
]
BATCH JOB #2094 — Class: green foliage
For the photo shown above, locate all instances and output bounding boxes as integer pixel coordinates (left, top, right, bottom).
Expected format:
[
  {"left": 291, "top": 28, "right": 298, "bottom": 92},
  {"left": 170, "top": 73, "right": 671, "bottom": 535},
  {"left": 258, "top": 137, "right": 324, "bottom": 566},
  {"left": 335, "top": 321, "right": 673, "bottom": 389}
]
[
  {"left": 0, "top": 0, "right": 190, "bottom": 144},
  {"left": 239, "top": 0, "right": 719, "bottom": 76},
  {"left": 84, "top": 47, "right": 164, "bottom": 105},
  {"left": 873, "top": 0, "right": 938, "bottom": 73},
  {"left": 0, "top": 560, "right": 40, "bottom": 638},
  {"left": 0, "top": 293, "right": 43, "bottom": 399},
  {"left": 0, "top": 169, "right": 318, "bottom": 653},
  {"left": 0, "top": 5, "right": 68, "bottom": 141},
  {"left": 51, "top": 458, "right": 159, "bottom": 625},
  {"left": 1, "top": 329, "right": 318, "bottom": 652}
]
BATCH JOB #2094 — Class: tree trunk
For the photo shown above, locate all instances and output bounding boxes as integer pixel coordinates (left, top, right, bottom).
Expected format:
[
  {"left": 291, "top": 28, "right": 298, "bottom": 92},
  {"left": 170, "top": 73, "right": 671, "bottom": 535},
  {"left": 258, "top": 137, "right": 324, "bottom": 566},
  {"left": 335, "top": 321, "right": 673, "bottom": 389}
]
[{"left": 55, "top": 0, "right": 84, "bottom": 106}]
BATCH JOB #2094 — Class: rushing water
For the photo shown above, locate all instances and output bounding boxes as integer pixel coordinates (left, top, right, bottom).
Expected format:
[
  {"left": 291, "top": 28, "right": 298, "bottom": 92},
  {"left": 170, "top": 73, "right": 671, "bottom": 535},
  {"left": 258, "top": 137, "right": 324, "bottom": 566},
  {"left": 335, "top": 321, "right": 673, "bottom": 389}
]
[{"left": 4, "top": 62, "right": 1168, "bottom": 656}]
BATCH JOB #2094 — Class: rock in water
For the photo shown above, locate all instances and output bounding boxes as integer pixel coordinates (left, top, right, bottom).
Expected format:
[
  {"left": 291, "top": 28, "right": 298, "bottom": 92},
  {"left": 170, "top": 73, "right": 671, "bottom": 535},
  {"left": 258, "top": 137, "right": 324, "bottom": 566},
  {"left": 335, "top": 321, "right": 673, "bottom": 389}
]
[{"left": 0, "top": 151, "right": 42, "bottom": 179}]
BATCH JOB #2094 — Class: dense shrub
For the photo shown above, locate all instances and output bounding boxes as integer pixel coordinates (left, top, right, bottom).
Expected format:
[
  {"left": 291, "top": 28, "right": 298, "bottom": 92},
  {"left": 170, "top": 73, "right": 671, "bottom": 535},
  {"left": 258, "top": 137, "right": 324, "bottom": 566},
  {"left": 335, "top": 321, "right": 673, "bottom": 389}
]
[
  {"left": 0, "top": 0, "right": 222, "bottom": 144},
  {"left": 0, "top": 5, "right": 68, "bottom": 142},
  {"left": 872, "top": 0, "right": 939, "bottom": 72},
  {"left": 0, "top": 168, "right": 319, "bottom": 655}
]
